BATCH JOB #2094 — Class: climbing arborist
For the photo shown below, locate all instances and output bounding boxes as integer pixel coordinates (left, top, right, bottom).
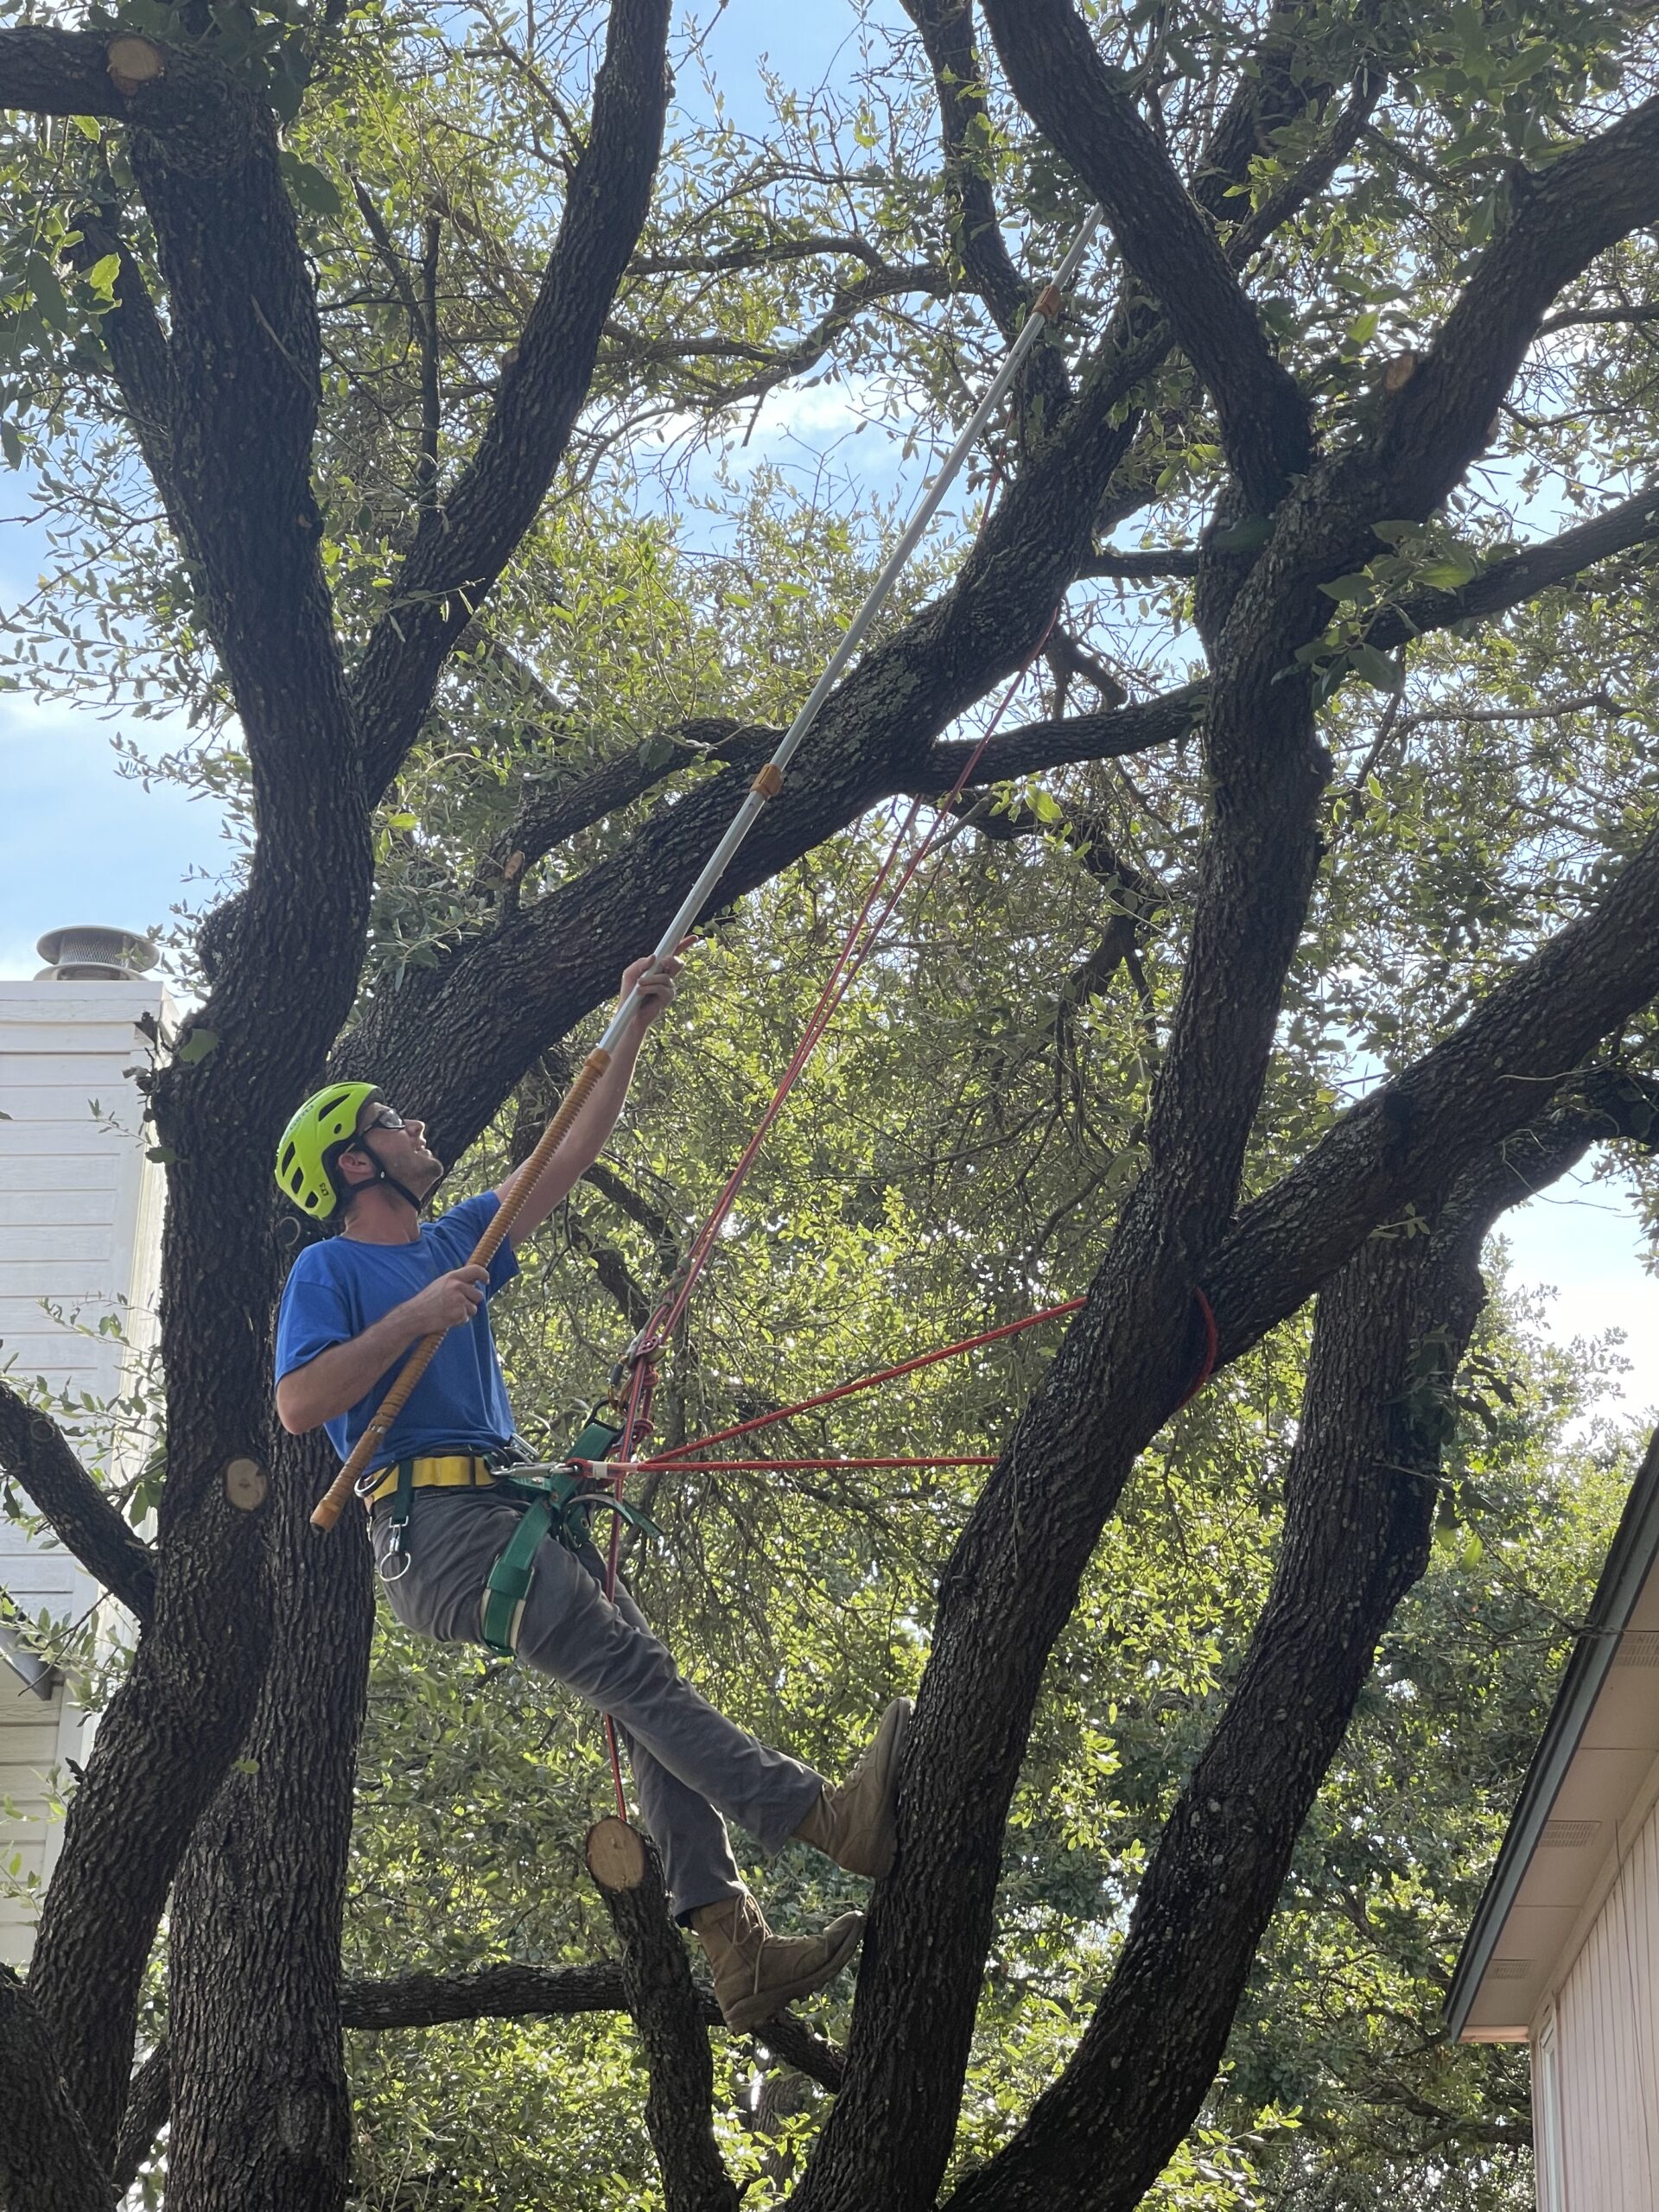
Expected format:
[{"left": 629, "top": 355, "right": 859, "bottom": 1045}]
[{"left": 272, "top": 954, "right": 909, "bottom": 2031}]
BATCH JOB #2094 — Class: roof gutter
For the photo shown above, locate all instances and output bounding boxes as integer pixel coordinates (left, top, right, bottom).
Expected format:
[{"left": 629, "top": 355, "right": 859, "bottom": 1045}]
[{"left": 1446, "top": 1427, "right": 1659, "bottom": 2038}]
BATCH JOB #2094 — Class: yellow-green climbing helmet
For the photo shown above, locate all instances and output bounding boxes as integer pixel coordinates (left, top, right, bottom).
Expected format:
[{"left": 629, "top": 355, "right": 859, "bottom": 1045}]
[{"left": 274, "top": 1082, "right": 381, "bottom": 1220}]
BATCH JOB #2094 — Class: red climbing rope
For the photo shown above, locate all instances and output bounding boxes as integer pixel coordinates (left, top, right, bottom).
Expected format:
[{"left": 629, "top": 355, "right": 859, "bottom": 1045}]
[
  {"left": 588, "top": 1454, "right": 1001, "bottom": 1475},
  {"left": 648, "top": 1296, "right": 1088, "bottom": 1465},
  {"left": 604, "top": 619, "right": 1060, "bottom": 1476},
  {"left": 1177, "top": 1287, "right": 1219, "bottom": 1411},
  {"left": 597, "top": 614, "right": 1062, "bottom": 1820},
  {"left": 642, "top": 613, "right": 1061, "bottom": 1362}
]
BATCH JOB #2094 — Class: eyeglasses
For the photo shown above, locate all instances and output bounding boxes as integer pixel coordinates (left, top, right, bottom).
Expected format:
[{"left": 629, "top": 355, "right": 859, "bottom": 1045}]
[{"left": 365, "top": 1109, "right": 407, "bottom": 1134}]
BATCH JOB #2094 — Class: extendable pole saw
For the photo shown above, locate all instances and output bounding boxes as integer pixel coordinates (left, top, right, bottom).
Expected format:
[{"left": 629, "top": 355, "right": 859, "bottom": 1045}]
[{"left": 309, "top": 203, "right": 1103, "bottom": 1535}]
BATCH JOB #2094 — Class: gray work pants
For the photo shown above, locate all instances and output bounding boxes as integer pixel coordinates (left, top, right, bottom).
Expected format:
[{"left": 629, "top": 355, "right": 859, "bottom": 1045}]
[{"left": 372, "top": 1489, "right": 823, "bottom": 1919}]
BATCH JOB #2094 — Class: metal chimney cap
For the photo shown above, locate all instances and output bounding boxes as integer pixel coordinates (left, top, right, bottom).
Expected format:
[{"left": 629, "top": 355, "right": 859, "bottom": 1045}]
[{"left": 35, "top": 925, "right": 160, "bottom": 982}]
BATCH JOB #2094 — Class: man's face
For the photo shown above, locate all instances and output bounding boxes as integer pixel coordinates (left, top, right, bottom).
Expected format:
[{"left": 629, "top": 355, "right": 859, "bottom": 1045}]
[{"left": 341, "top": 1103, "right": 444, "bottom": 1197}]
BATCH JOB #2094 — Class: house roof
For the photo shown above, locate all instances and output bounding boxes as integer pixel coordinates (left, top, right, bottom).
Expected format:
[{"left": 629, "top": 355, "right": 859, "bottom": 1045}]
[{"left": 1447, "top": 1427, "right": 1659, "bottom": 2042}]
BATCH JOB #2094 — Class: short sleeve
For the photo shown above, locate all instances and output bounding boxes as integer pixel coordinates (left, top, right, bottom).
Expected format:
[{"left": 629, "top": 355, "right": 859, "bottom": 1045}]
[
  {"left": 426, "top": 1192, "right": 519, "bottom": 1297},
  {"left": 275, "top": 1249, "right": 357, "bottom": 1384}
]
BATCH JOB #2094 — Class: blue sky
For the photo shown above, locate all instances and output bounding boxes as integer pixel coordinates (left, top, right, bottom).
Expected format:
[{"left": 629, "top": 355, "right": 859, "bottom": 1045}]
[{"left": 2, "top": 0, "right": 1655, "bottom": 1414}]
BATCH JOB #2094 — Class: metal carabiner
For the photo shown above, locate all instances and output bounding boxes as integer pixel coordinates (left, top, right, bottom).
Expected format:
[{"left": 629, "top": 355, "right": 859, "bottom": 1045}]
[{"left": 378, "top": 1521, "right": 411, "bottom": 1585}]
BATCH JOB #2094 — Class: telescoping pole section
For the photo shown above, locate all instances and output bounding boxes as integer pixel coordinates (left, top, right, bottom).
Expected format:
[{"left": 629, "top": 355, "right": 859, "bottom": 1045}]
[
  {"left": 309, "top": 204, "right": 1103, "bottom": 1533},
  {"left": 593, "top": 201, "right": 1103, "bottom": 1059}
]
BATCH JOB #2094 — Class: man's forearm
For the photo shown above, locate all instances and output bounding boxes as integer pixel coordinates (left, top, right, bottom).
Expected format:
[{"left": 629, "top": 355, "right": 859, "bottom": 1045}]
[
  {"left": 276, "top": 1302, "right": 426, "bottom": 1433},
  {"left": 503, "top": 1033, "right": 643, "bottom": 1235}
]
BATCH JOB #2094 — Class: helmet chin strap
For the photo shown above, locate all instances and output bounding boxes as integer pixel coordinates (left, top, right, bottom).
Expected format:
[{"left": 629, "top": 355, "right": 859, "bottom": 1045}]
[{"left": 352, "top": 1134, "right": 434, "bottom": 1219}]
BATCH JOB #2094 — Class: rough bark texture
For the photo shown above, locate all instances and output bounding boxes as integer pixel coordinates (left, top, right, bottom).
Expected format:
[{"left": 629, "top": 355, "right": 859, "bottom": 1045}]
[
  {"left": 3, "top": 1, "right": 668, "bottom": 2185},
  {"left": 980, "top": 0, "right": 1315, "bottom": 512},
  {"left": 791, "top": 59, "right": 1659, "bottom": 2212},
  {"left": 164, "top": 1428, "right": 373, "bottom": 2212},
  {"left": 0, "top": 1966, "right": 111, "bottom": 2212},
  {"left": 349, "top": 0, "right": 673, "bottom": 798},
  {"left": 105, "top": 1964, "right": 847, "bottom": 2187},
  {"left": 588, "top": 1821, "right": 741, "bottom": 2212}
]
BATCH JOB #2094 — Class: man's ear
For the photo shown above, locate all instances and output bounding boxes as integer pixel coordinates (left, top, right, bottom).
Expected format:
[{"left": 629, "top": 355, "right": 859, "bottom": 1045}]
[{"left": 335, "top": 1143, "right": 375, "bottom": 1190}]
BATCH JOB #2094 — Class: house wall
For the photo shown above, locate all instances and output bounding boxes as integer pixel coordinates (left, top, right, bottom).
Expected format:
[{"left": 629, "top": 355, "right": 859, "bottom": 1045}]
[
  {"left": 0, "top": 976, "right": 168, "bottom": 1964},
  {"left": 1539, "top": 1783, "right": 1659, "bottom": 2210}
]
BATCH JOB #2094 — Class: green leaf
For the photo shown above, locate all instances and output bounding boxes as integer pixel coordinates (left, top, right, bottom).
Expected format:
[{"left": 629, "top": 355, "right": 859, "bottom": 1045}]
[
  {"left": 0, "top": 421, "right": 22, "bottom": 471},
  {"left": 145, "top": 1145, "right": 177, "bottom": 1164},
  {"left": 175, "top": 1027, "right": 219, "bottom": 1065},
  {"left": 1317, "top": 574, "right": 1372, "bottom": 601},
  {"left": 1210, "top": 514, "right": 1272, "bottom": 554},
  {"left": 279, "top": 153, "right": 344, "bottom": 219},
  {"left": 1347, "top": 643, "right": 1404, "bottom": 692},
  {"left": 1417, "top": 557, "right": 1479, "bottom": 592},
  {"left": 69, "top": 115, "right": 102, "bottom": 142}
]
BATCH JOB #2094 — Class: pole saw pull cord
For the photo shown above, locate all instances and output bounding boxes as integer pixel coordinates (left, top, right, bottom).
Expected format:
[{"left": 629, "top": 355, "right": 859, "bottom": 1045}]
[{"left": 305, "top": 201, "right": 1104, "bottom": 1539}]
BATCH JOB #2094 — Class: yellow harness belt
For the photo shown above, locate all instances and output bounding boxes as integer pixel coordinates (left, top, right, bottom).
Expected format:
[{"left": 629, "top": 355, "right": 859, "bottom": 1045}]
[{"left": 362, "top": 1452, "right": 496, "bottom": 1508}]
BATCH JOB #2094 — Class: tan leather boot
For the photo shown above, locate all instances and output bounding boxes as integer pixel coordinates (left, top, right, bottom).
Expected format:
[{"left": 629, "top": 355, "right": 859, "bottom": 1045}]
[
  {"left": 792, "top": 1696, "right": 912, "bottom": 1880},
  {"left": 690, "top": 1891, "right": 865, "bottom": 2031}
]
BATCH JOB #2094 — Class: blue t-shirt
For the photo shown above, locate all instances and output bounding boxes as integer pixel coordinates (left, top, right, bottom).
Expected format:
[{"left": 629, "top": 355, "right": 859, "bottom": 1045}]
[{"left": 274, "top": 1192, "right": 520, "bottom": 1473}]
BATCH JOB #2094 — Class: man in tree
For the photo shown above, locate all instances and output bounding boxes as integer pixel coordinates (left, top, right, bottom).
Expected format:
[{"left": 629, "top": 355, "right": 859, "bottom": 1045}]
[{"left": 272, "top": 952, "right": 910, "bottom": 2031}]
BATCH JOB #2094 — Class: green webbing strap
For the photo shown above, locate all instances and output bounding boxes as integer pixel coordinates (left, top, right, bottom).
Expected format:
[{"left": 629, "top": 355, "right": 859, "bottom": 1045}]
[
  {"left": 480, "top": 1493, "right": 555, "bottom": 1657},
  {"left": 480, "top": 1465, "right": 663, "bottom": 1659}
]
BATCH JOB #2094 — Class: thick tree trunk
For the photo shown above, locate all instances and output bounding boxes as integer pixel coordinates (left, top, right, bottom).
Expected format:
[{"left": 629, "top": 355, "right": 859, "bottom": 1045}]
[
  {"left": 164, "top": 1430, "right": 374, "bottom": 2212},
  {"left": 943, "top": 1230, "right": 1464, "bottom": 2207}
]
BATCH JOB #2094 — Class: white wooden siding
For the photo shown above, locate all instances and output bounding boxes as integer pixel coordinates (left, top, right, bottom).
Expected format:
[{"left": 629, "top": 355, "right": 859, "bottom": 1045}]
[
  {"left": 0, "top": 977, "right": 168, "bottom": 1964},
  {"left": 1550, "top": 1790, "right": 1659, "bottom": 2209}
]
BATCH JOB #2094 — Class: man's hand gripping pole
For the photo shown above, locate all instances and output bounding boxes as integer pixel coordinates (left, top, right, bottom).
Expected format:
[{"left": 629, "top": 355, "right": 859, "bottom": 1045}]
[{"left": 308, "top": 1047, "right": 614, "bottom": 1532}]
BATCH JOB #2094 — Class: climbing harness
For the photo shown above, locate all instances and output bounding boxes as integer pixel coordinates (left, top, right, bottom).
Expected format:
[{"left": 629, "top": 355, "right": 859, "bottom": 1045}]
[
  {"left": 372, "top": 1452, "right": 499, "bottom": 1583},
  {"left": 478, "top": 1461, "right": 663, "bottom": 1658}
]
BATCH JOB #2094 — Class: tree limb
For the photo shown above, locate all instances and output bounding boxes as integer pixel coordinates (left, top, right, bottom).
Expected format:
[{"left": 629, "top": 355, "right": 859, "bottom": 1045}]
[
  {"left": 63, "top": 212, "right": 179, "bottom": 521},
  {"left": 0, "top": 1382, "right": 156, "bottom": 1622},
  {"left": 1081, "top": 546, "right": 1201, "bottom": 581},
  {"left": 1539, "top": 299, "right": 1659, "bottom": 334},
  {"left": 28, "top": 35, "right": 373, "bottom": 2161},
  {"left": 111, "top": 2045, "right": 168, "bottom": 2197},
  {"left": 493, "top": 719, "right": 777, "bottom": 884},
  {"left": 895, "top": 0, "right": 1072, "bottom": 433},
  {"left": 105, "top": 1958, "right": 849, "bottom": 2183},
  {"left": 0, "top": 27, "right": 255, "bottom": 160},
  {"left": 1376, "top": 94, "right": 1659, "bottom": 508},
  {"left": 1370, "top": 482, "right": 1659, "bottom": 652},
  {"left": 602, "top": 260, "right": 952, "bottom": 405},
  {"left": 978, "top": 0, "right": 1315, "bottom": 511}
]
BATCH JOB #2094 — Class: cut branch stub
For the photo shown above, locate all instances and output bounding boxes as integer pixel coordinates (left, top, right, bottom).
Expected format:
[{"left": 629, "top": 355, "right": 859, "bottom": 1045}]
[
  {"left": 585, "top": 1818, "right": 739, "bottom": 2212},
  {"left": 105, "top": 34, "right": 165, "bottom": 95},
  {"left": 587, "top": 1813, "right": 650, "bottom": 1891}
]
